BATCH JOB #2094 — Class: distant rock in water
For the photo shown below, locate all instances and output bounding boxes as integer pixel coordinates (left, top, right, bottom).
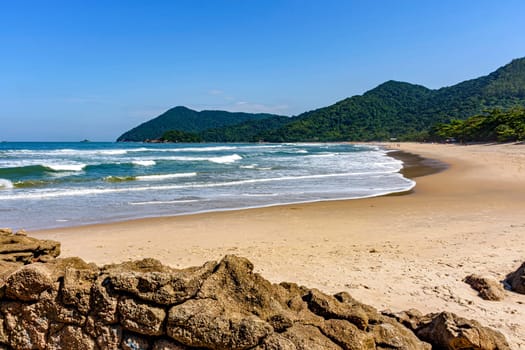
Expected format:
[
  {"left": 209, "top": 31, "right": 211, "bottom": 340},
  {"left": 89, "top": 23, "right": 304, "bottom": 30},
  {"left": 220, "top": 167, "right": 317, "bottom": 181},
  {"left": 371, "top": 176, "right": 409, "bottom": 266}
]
[
  {"left": 0, "top": 231, "right": 510, "bottom": 349},
  {"left": 505, "top": 261, "right": 525, "bottom": 294}
]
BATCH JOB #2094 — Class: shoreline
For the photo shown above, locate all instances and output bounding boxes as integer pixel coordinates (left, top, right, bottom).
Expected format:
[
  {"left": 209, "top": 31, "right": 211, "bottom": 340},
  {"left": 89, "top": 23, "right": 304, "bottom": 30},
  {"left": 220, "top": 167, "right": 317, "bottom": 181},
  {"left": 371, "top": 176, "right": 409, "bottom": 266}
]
[
  {"left": 31, "top": 142, "right": 525, "bottom": 347},
  {"left": 20, "top": 145, "right": 429, "bottom": 232}
]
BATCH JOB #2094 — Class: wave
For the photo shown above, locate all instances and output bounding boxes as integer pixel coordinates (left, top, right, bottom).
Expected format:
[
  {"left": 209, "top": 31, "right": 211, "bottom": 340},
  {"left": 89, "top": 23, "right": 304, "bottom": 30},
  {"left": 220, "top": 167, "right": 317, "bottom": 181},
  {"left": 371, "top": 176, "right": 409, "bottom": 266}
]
[
  {"left": 0, "top": 171, "right": 411, "bottom": 200},
  {"left": 136, "top": 172, "right": 197, "bottom": 181},
  {"left": 208, "top": 154, "right": 242, "bottom": 164},
  {"left": 14, "top": 179, "right": 52, "bottom": 188},
  {"left": 122, "top": 146, "right": 238, "bottom": 153},
  {"left": 129, "top": 199, "right": 200, "bottom": 205},
  {"left": 132, "top": 160, "right": 156, "bottom": 166},
  {"left": 104, "top": 176, "right": 136, "bottom": 183},
  {"left": 0, "top": 179, "right": 13, "bottom": 189},
  {"left": 44, "top": 163, "right": 86, "bottom": 172},
  {"left": 157, "top": 154, "right": 243, "bottom": 164},
  {"left": 0, "top": 164, "right": 86, "bottom": 178}
]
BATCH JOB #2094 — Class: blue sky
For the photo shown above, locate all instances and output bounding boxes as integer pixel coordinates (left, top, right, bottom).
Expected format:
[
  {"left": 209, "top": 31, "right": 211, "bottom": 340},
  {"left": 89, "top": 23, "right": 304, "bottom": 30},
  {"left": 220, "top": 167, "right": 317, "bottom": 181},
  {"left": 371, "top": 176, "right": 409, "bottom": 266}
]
[{"left": 1, "top": 1, "right": 524, "bottom": 141}]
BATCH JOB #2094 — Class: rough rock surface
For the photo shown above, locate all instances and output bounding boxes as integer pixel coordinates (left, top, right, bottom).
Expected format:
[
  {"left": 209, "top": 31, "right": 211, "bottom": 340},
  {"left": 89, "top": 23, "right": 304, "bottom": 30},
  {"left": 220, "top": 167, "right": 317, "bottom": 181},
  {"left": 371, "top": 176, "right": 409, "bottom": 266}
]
[
  {"left": 505, "top": 261, "right": 525, "bottom": 294},
  {"left": 385, "top": 310, "right": 510, "bottom": 349},
  {"left": 0, "top": 233, "right": 511, "bottom": 349},
  {"left": 464, "top": 274, "right": 506, "bottom": 301},
  {"left": 0, "top": 228, "right": 60, "bottom": 265}
]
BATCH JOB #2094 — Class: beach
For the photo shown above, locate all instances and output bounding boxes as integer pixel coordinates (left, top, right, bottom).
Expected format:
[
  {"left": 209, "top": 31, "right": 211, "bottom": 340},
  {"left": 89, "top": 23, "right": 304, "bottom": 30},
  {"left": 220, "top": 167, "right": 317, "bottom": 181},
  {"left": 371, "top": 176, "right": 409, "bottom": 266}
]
[{"left": 32, "top": 142, "right": 525, "bottom": 348}]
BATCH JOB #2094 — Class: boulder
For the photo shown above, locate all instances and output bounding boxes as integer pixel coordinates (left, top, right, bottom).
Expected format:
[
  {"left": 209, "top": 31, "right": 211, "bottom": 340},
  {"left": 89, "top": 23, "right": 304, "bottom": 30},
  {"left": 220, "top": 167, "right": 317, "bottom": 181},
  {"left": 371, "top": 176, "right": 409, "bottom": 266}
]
[
  {"left": 464, "top": 274, "right": 505, "bottom": 301},
  {"left": 109, "top": 260, "right": 216, "bottom": 305},
  {"left": 0, "top": 232, "right": 60, "bottom": 264},
  {"left": 4, "top": 264, "right": 54, "bottom": 301},
  {"left": 416, "top": 311, "right": 510, "bottom": 350},
  {"left": 118, "top": 297, "right": 166, "bottom": 336},
  {"left": 167, "top": 298, "right": 273, "bottom": 349},
  {"left": 0, "top": 237, "right": 512, "bottom": 350},
  {"left": 505, "top": 261, "right": 525, "bottom": 294}
]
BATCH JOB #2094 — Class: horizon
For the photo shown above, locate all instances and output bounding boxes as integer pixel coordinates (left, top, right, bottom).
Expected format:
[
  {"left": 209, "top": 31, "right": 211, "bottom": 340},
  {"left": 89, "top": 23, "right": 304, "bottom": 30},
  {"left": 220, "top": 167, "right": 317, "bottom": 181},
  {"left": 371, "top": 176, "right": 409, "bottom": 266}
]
[{"left": 1, "top": 1, "right": 525, "bottom": 142}]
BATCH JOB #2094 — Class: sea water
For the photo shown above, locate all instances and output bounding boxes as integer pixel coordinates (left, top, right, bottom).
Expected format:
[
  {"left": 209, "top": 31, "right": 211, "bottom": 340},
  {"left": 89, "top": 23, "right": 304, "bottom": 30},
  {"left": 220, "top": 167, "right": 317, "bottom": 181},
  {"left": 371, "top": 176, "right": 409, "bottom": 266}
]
[{"left": 0, "top": 142, "right": 414, "bottom": 230}]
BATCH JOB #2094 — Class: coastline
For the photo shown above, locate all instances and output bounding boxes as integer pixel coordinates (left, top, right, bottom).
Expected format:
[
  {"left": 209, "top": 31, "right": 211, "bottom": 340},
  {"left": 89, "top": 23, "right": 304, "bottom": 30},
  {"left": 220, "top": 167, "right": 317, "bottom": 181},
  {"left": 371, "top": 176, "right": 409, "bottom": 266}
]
[{"left": 31, "top": 142, "right": 525, "bottom": 347}]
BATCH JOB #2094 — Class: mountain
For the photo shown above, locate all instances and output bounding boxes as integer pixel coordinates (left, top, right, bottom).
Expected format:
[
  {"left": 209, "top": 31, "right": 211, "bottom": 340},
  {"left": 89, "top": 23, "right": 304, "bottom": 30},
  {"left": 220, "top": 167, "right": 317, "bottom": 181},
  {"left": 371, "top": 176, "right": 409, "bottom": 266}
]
[
  {"left": 116, "top": 106, "right": 285, "bottom": 142},
  {"left": 256, "top": 57, "right": 525, "bottom": 141},
  {"left": 117, "top": 57, "right": 525, "bottom": 142}
]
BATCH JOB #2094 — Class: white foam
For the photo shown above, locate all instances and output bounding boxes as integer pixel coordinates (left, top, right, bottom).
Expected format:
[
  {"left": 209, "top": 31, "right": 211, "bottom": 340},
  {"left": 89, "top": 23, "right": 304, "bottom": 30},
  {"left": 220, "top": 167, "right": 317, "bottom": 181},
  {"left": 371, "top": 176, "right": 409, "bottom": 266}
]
[
  {"left": 208, "top": 154, "right": 242, "bottom": 164},
  {"left": 0, "top": 179, "right": 14, "bottom": 189},
  {"left": 129, "top": 199, "right": 200, "bottom": 205},
  {"left": 44, "top": 163, "right": 86, "bottom": 172},
  {"left": 136, "top": 173, "right": 197, "bottom": 181},
  {"left": 132, "top": 160, "right": 156, "bottom": 166},
  {"left": 98, "top": 149, "right": 128, "bottom": 155},
  {"left": 0, "top": 170, "right": 410, "bottom": 200},
  {"left": 240, "top": 164, "right": 257, "bottom": 169}
]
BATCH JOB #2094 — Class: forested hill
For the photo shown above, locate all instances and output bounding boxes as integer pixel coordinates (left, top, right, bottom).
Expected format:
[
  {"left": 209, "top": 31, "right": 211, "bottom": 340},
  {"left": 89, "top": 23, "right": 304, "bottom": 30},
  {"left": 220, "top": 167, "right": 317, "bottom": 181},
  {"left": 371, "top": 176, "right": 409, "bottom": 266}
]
[
  {"left": 257, "top": 57, "right": 525, "bottom": 141},
  {"left": 117, "top": 57, "right": 525, "bottom": 142},
  {"left": 116, "top": 106, "right": 284, "bottom": 141}
]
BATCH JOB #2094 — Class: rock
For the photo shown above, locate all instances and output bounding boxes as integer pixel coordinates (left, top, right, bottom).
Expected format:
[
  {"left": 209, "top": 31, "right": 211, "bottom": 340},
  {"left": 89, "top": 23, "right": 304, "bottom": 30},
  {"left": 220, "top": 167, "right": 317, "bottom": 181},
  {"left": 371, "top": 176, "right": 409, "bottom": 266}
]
[
  {"left": 167, "top": 298, "right": 273, "bottom": 349},
  {"left": 302, "top": 289, "right": 371, "bottom": 330},
  {"left": 382, "top": 308, "right": 424, "bottom": 331},
  {"left": 320, "top": 319, "right": 376, "bottom": 350},
  {"left": 416, "top": 311, "right": 510, "bottom": 350},
  {"left": 118, "top": 297, "right": 166, "bottom": 336},
  {"left": 0, "top": 229, "right": 12, "bottom": 236},
  {"left": 61, "top": 267, "right": 99, "bottom": 314},
  {"left": 5, "top": 263, "right": 54, "bottom": 301},
  {"left": 1, "top": 300, "right": 50, "bottom": 349},
  {"left": 372, "top": 317, "right": 431, "bottom": 350},
  {"left": 91, "top": 276, "right": 119, "bottom": 324},
  {"left": 152, "top": 338, "right": 192, "bottom": 350},
  {"left": 281, "top": 324, "right": 341, "bottom": 350},
  {"left": 252, "top": 333, "right": 297, "bottom": 350},
  {"left": 0, "top": 247, "right": 512, "bottom": 350},
  {"left": 121, "top": 332, "right": 150, "bottom": 350},
  {"left": 464, "top": 274, "right": 505, "bottom": 301},
  {"left": 47, "top": 325, "right": 96, "bottom": 350},
  {"left": 0, "top": 232, "right": 60, "bottom": 264},
  {"left": 86, "top": 318, "right": 122, "bottom": 350},
  {"left": 505, "top": 261, "right": 525, "bottom": 294},
  {"left": 109, "top": 260, "right": 216, "bottom": 305},
  {"left": 14, "top": 229, "right": 27, "bottom": 236}
]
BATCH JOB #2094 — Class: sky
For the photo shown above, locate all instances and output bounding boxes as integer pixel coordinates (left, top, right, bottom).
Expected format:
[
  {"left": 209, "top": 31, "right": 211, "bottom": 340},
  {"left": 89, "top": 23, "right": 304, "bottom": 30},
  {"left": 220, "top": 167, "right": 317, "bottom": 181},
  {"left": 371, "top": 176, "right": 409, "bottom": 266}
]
[{"left": 1, "top": 1, "right": 524, "bottom": 141}]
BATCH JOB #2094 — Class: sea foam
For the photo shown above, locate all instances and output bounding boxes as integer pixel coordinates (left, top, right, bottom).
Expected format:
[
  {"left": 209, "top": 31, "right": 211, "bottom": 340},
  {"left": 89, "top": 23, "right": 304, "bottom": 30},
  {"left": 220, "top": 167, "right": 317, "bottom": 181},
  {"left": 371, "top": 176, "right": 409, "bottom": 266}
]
[
  {"left": 136, "top": 172, "right": 197, "bottom": 181},
  {"left": 0, "top": 179, "right": 13, "bottom": 189}
]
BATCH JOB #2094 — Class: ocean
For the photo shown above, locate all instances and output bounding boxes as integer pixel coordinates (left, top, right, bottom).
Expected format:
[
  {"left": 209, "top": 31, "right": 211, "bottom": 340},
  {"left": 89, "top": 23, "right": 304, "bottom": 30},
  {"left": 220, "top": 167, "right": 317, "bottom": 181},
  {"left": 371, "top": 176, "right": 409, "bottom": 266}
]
[{"left": 0, "top": 142, "right": 414, "bottom": 230}]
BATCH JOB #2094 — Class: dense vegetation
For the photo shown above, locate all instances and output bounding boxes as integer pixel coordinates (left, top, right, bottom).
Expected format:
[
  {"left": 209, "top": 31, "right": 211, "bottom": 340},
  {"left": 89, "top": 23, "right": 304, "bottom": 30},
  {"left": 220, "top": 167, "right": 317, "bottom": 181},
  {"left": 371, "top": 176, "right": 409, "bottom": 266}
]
[
  {"left": 160, "top": 130, "right": 203, "bottom": 143},
  {"left": 117, "top": 58, "right": 525, "bottom": 142},
  {"left": 117, "top": 106, "right": 283, "bottom": 141},
  {"left": 428, "top": 107, "right": 525, "bottom": 143}
]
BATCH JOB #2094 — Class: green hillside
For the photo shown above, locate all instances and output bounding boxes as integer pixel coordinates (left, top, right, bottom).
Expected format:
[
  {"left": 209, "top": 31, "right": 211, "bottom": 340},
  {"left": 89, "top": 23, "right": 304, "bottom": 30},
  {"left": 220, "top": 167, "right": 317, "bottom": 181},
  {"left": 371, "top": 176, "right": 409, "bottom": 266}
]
[
  {"left": 117, "top": 57, "right": 525, "bottom": 142},
  {"left": 257, "top": 57, "right": 525, "bottom": 141},
  {"left": 116, "top": 106, "right": 284, "bottom": 141}
]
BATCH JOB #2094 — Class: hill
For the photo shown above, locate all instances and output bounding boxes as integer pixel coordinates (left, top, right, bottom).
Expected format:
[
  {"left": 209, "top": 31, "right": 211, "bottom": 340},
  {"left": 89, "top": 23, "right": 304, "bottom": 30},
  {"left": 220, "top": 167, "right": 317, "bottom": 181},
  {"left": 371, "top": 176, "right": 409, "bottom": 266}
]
[
  {"left": 116, "top": 106, "right": 285, "bottom": 142},
  {"left": 257, "top": 57, "right": 525, "bottom": 141},
  {"left": 117, "top": 57, "right": 525, "bottom": 142}
]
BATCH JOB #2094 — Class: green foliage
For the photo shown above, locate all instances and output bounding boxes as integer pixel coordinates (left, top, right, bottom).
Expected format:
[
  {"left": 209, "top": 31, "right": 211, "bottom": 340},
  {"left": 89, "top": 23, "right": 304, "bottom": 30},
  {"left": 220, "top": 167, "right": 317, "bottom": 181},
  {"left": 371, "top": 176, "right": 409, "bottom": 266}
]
[
  {"left": 160, "top": 130, "right": 203, "bottom": 143},
  {"left": 429, "top": 107, "right": 525, "bottom": 143}
]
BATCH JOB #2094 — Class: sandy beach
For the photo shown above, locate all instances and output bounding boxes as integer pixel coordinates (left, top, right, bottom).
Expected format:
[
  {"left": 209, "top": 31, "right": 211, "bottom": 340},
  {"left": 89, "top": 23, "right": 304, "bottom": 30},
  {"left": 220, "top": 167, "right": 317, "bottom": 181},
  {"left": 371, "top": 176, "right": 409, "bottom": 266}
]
[{"left": 32, "top": 142, "right": 525, "bottom": 348}]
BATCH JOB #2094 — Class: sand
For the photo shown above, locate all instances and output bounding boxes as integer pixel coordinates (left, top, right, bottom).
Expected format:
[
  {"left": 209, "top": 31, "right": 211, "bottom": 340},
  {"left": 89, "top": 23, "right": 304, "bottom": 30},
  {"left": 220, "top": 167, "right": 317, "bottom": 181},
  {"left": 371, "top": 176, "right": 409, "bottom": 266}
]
[{"left": 32, "top": 142, "right": 525, "bottom": 348}]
